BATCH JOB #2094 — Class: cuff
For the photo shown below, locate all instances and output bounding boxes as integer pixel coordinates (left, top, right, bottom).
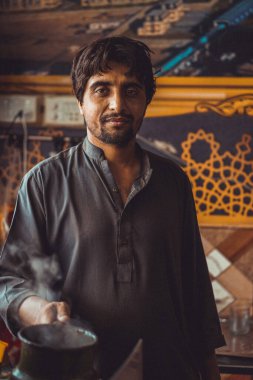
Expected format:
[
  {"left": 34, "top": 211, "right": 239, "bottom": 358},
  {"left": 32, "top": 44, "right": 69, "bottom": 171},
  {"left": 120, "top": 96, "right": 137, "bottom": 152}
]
[{"left": 6, "top": 291, "right": 39, "bottom": 336}]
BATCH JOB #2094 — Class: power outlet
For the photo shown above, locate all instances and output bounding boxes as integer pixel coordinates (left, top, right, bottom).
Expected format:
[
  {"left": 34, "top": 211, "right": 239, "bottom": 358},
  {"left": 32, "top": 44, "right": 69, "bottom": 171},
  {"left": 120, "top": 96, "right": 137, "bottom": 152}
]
[
  {"left": 43, "top": 96, "right": 83, "bottom": 126},
  {"left": 0, "top": 95, "right": 37, "bottom": 123}
]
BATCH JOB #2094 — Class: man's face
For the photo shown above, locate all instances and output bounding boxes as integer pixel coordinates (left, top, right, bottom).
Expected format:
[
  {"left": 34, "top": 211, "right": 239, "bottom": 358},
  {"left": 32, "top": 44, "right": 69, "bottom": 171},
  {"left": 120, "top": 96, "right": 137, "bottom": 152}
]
[{"left": 78, "top": 62, "right": 147, "bottom": 147}]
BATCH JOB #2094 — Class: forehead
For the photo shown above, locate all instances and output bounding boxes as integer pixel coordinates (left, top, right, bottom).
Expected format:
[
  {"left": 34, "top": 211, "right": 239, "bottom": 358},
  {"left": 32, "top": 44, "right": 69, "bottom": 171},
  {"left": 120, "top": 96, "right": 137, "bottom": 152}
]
[{"left": 86, "top": 62, "right": 142, "bottom": 87}]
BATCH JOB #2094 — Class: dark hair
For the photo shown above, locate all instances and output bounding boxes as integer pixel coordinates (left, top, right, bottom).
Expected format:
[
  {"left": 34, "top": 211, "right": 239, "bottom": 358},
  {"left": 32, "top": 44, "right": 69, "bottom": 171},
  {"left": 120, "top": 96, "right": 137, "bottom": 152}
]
[{"left": 71, "top": 36, "right": 156, "bottom": 105}]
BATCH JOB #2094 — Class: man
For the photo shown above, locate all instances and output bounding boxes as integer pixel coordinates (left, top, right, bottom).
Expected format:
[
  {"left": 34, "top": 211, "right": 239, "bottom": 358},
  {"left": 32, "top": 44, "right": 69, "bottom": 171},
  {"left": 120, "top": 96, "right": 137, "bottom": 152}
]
[{"left": 0, "top": 36, "right": 225, "bottom": 379}]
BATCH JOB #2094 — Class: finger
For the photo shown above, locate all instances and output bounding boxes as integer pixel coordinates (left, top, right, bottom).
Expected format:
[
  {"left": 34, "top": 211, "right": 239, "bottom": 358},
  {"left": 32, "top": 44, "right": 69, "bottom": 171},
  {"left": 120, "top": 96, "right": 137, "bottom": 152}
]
[
  {"left": 56, "top": 302, "right": 70, "bottom": 322},
  {"left": 39, "top": 303, "right": 58, "bottom": 324}
]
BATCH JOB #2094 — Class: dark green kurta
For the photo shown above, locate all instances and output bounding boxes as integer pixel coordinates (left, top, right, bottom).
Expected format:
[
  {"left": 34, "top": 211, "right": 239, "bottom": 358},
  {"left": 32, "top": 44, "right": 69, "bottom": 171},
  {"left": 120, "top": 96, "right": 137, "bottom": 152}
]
[{"left": 0, "top": 138, "right": 225, "bottom": 379}]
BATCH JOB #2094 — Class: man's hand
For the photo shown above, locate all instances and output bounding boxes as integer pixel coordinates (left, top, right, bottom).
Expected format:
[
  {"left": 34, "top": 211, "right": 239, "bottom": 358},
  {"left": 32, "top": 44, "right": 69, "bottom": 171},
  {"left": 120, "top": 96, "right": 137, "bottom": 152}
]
[{"left": 18, "top": 296, "right": 70, "bottom": 327}]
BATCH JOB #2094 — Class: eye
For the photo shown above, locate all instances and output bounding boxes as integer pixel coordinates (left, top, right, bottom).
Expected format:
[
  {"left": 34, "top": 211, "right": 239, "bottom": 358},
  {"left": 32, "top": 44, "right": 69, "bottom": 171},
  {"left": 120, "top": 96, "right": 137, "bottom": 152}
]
[
  {"left": 126, "top": 87, "right": 138, "bottom": 97},
  {"left": 94, "top": 87, "right": 109, "bottom": 96}
]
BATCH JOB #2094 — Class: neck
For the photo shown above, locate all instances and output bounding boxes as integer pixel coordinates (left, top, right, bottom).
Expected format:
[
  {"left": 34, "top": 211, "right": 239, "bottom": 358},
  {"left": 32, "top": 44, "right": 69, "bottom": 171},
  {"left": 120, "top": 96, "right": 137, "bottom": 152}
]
[
  {"left": 87, "top": 132, "right": 141, "bottom": 204},
  {"left": 87, "top": 132, "right": 138, "bottom": 167}
]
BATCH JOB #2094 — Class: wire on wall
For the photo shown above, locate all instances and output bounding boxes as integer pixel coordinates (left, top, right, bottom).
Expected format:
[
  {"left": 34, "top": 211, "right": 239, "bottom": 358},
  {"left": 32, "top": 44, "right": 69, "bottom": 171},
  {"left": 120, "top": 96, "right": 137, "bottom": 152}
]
[{"left": 20, "top": 111, "right": 28, "bottom": 175}]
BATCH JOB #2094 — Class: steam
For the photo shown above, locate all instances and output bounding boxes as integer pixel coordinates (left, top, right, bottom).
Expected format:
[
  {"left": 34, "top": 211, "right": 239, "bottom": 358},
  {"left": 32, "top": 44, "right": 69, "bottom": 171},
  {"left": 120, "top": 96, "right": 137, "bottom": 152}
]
[{"left": 1, "top": 240, "right": 63, "bottom": 301}]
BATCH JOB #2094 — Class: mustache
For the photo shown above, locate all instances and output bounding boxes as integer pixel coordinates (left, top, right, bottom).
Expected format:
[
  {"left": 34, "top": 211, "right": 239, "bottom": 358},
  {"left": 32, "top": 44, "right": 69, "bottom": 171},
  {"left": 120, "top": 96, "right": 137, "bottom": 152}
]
[{"left": 100, "top": 113, "right": 134, "bottom": 123}]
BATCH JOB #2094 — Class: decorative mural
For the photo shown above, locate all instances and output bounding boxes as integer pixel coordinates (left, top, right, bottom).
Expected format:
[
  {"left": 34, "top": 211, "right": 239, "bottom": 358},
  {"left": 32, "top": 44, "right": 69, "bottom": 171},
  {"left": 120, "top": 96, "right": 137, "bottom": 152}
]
[
  {"left": 189, "top": 95, "right": 253, "bottom": 226},
  {"left": 196, "top": 94, "right": 253, "bottom": 117},
  {"left": 141, "top": 104, "right": 253, "bottom": 226},
  {"left": 182, "top": 130, "right": 253, "bottom": 220}
]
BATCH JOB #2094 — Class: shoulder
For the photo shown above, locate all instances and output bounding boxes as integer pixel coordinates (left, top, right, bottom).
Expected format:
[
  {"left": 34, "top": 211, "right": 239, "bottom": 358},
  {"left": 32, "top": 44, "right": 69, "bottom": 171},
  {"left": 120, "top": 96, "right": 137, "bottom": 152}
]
[
  {"left": 25, "top": 143, "right": 82, "bottom": 179},
  {"left": 145, "top": 151, "right": 195, "bottom": 219},
  {"left": 145, "top": 151, "right": 194, "bottom": 203},
  {"left": 147, "top": 150, "right": 189, "bottom": 185},
  {"left": 21, "top": 143, "right": 83, "bottom": 189}
]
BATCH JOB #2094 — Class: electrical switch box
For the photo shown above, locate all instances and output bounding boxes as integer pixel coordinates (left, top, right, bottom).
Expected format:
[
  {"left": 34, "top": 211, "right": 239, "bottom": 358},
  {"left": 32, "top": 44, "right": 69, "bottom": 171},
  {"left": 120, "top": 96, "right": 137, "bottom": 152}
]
[
  {"left": 43, "top": 96, "right": 83, "bottom": 126},
  {"left": 0, "top": 95, "right": 37, "bottom": 123}
]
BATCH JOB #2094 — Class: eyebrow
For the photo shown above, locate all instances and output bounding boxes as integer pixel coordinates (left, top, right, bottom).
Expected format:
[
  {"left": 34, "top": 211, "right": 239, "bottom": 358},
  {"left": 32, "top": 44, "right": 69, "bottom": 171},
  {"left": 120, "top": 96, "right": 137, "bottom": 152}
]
[{"left": 89, "top": 80, "right": 144, "bottom": 91}]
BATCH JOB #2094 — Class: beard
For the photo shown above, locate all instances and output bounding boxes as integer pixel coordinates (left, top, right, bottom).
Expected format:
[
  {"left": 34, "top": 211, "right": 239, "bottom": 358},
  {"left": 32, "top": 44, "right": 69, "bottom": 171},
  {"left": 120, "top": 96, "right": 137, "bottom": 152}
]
[
  {"left": 98, "top": 125, "right": 135, "bottom": 147},
  {"left": 87, "top": 113, "right": 142, "bottom": 147}
]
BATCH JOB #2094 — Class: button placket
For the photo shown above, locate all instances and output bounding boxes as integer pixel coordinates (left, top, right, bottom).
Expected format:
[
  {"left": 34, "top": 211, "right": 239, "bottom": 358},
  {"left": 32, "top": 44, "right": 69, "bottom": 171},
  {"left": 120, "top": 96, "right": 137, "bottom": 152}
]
[
  {"left": 116, "top": 211, "right": 133, "bottom": 282},
  {"left": 100, "top": 160, "right": 122, "bottom": 210}
]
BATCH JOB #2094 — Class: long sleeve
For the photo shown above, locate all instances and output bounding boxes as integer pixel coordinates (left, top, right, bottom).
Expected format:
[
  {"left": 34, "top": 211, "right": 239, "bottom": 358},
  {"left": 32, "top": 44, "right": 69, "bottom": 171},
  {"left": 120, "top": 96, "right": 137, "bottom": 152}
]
[
  {"left": 181, "top": 175, "right": 225, "bottom": 363},
  {"left": 0, "top": 170, "right": 48, "bottom": 334}
]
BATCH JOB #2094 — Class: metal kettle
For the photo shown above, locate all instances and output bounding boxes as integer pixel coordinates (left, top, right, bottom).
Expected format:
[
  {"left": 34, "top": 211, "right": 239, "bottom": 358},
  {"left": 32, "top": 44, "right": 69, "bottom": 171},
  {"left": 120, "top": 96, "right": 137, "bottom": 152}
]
[{"left": 10, "top": 323, "right": 98, "bottom": 380}]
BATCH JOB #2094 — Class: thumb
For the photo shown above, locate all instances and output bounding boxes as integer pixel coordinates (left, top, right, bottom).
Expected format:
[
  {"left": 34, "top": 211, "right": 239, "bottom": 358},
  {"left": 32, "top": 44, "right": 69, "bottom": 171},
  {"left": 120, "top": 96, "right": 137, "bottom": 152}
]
[{"left": 56, "top": 302, "right": 70, "bottom": 322}]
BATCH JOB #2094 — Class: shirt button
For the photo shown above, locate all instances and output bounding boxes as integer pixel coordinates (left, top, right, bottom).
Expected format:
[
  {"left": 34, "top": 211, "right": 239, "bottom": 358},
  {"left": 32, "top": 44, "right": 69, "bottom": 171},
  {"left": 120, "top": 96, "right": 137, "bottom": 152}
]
[{"left": 112, "top": 187, "right": 118, "bottom": 192}]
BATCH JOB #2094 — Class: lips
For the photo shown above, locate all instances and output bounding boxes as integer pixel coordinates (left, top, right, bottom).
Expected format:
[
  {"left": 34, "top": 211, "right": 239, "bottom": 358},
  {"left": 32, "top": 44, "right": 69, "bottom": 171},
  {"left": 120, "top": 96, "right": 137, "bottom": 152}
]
[
  {"left": 101, "top": 114, "right": 133, "bottom": 125},
  {"left": 106, "top": 118, "right": 130, "bottom": 125},
  {"left": 109, "top": 117, "right": 128, "bottom": 122}
]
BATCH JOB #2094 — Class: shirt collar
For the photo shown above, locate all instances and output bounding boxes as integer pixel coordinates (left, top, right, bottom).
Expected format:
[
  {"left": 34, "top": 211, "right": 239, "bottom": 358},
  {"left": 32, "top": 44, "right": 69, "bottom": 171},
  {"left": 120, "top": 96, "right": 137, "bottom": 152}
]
[
  {"left": 83, "top": 136, "right": 151, "bottom": 174},
  {"left": 82, "top": 137, "right": 105, "bottom": 160}
]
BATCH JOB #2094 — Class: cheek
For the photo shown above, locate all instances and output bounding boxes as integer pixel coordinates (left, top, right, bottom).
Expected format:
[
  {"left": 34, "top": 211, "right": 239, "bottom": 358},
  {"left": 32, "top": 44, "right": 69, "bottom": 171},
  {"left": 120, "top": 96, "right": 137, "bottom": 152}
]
[
  {"left": 82, "top": 103, "right": 100, "bottom": 122},
  {"left": 130, "top": 98, "right": 147, "bottom": 114},
  {"left": 133, "top": 105, "right": 147, "bottom": 120}
]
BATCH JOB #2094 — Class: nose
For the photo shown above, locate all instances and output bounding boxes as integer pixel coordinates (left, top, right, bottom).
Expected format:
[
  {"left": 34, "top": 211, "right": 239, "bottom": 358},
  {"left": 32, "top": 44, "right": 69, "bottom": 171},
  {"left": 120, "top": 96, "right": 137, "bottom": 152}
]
[{"left": 108, "top": 89, "right": 126, "bottom": 113}]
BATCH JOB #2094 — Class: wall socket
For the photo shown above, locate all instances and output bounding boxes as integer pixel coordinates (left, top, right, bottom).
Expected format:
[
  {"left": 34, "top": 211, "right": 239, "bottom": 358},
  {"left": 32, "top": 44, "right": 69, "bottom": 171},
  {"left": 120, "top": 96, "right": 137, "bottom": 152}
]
[
  {"left": 0, "top": 95, "right": 37, "bottom": 123},
  {"left": 43, "top": 96, "right": 83, "bottom": 126}
]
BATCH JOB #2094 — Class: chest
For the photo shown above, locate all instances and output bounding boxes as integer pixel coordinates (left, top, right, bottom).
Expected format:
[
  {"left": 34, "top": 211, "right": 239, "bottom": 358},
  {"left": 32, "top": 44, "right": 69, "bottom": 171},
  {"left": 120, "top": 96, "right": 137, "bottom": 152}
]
[
  {"left": 114, "top": 174, "right": 136, "bottom": 204},
  {"left": 109, "top": 162, "right": 141, "bottom": 205},
  {"left": 46, "top": 171, "right": 182, "bottom": 248}
]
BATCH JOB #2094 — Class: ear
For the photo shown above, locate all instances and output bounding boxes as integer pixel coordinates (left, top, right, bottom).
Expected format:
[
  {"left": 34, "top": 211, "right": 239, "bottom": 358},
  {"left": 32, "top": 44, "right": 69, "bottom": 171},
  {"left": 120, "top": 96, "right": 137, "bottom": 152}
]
[{"left": 77, "top": 101, "right": 84, "bottom": 115}]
